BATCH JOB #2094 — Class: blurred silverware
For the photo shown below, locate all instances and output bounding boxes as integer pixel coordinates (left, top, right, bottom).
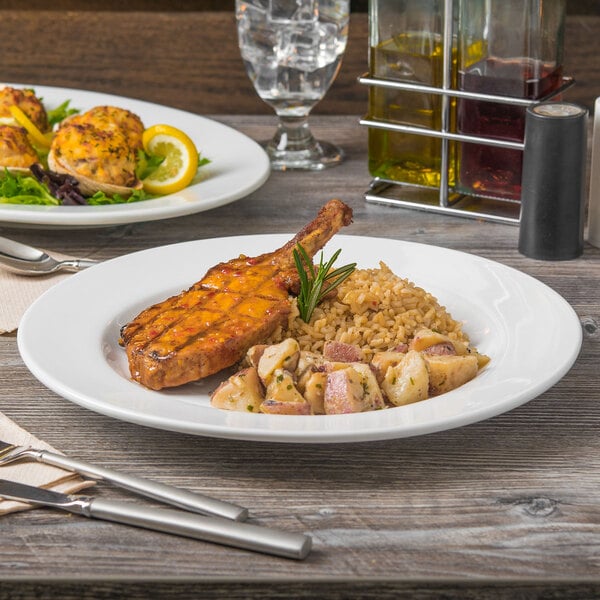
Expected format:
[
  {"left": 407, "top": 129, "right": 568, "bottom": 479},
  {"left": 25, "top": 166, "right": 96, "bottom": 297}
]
[
  {"left": 0, "top": 479, "right": 311, "bottom": 560},
  {"left": 0, "top": 440, "right": 247, "bottom": 522},
  {"left": 0, "top": 235, "right": 98, "bottom": 275}
]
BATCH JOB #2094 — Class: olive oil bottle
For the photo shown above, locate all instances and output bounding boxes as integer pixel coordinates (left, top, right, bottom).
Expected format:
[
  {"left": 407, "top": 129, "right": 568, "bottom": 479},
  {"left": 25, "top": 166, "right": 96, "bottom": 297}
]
[{"left": 367, "top": 0, "right": 456, "bottom": 188}]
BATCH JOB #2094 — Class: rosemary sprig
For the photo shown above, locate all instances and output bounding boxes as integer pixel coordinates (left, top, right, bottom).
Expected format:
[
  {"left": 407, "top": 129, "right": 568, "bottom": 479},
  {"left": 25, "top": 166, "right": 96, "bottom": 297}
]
[{"left": 293, "top": 243, "right": 357, "bottom": 323}]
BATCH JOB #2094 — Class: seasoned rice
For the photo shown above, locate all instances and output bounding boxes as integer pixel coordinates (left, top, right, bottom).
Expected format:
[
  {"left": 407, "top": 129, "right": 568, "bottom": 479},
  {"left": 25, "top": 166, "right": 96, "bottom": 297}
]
[{"left": 266, "top": 262, "right": 468, "bottom": 360}]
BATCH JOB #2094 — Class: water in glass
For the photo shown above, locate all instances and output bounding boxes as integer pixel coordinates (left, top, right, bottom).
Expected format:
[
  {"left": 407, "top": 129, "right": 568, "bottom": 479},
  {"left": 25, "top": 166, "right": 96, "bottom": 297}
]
[{"left": 237, "top": 0, "right": 349, "bottom": 169}]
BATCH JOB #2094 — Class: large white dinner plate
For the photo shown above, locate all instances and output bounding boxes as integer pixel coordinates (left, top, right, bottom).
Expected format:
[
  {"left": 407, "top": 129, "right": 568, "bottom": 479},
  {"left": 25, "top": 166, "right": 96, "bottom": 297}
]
[
  {"left": 0, "top": 83, "right": 270, "bottom": 227},
  {"left": 18, "top": 235, "right": 582, "bottom": 443}
]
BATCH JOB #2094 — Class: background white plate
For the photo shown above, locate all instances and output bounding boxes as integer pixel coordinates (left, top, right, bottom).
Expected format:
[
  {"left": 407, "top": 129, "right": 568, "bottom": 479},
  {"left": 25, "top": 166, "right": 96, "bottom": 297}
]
[
  {"left": 18, "top": 235, "right": 582, "bottom": 443},
  {"left": 0, "top": 83, "right": 270, "bottom": 227}
]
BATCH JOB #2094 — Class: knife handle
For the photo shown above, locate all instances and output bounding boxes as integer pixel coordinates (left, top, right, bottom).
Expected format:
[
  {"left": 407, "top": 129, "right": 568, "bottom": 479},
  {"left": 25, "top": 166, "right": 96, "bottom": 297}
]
[
  {"left": 85, "top": 498, "right": 312, "bottom": 560},
  {"left": 36, "top": 450, "right": 247, "bottom": 522}
]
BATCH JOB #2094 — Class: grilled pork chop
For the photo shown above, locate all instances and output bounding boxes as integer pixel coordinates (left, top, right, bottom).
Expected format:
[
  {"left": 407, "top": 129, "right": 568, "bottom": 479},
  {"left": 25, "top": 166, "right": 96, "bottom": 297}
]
[{"left": 120, "top": 199, "right": 353, "bottom": 390}]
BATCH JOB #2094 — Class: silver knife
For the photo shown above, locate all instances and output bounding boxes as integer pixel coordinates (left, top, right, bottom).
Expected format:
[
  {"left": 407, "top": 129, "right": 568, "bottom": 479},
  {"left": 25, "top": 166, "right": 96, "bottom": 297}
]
[
  {"left": 0, "top": 440, "right": 247, "bottom": 522},
  {"left": 0, "top": 479, "right": 311, "bottom": 560}
]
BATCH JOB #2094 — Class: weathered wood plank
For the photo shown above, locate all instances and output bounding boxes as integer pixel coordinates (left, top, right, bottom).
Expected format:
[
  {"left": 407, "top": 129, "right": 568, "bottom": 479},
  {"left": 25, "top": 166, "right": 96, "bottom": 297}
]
[
  {"left": 0, "top": 12, "right": 598, "bottom": 114},
  {"left": 0, "top": 114, "right": 599, "bottom": 597},
  {"left": 0, "top": 9, "right": 599, "bottom": 598},
  {"left": 1, "top": 0, "right": 597, "bottom": 13}
]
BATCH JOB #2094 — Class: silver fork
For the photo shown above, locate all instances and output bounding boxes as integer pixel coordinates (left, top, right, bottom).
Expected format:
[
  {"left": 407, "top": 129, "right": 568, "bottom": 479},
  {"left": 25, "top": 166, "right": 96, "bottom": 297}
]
[{"left": 0, "top": 440, "right": 248, "bottom": 521}]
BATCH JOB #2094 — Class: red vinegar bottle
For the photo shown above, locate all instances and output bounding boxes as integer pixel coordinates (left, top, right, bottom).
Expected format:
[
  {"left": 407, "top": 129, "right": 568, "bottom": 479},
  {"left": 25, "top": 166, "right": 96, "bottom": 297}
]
[{"left": 456, "top": 0, "right": 566, "bottom": 202}]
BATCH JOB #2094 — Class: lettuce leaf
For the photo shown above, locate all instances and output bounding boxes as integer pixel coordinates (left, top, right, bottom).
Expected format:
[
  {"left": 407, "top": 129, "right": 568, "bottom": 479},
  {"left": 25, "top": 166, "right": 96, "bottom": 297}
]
[
  {"left": 135, "top": 149, "right": 164, "bottom": 180},
  {"left": 46, "top": 100, "right": 79, "bottom": 128},
  {"left": 0, "top": 168, "right": 152, "bottom": 206},
  {"left": 0, "top": 169, "right": 60, "bottom": 205},
  {"left": 86, "top": 188, "right": 152, "bottom": 205}
]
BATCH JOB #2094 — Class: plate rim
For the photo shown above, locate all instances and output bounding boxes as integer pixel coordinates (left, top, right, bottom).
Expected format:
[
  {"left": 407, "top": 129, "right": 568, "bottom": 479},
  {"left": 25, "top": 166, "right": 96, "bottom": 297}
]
[
  {"left": 17, "top": 234, "right": 583, "bottom": 443},
  {"left": 0, "top": 82, "right": 270, "bottom": 228}
]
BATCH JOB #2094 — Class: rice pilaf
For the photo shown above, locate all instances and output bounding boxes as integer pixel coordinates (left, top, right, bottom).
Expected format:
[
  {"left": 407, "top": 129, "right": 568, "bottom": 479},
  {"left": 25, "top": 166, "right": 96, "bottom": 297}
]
[{"left": 266, "top": 261, "right": 468, "bottom": 360}]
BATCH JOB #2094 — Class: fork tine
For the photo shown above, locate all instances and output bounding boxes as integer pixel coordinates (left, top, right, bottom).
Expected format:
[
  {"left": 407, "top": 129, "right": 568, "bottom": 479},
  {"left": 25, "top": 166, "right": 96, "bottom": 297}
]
[
  {"left": 0, "top": 442, "right": 30, "bottom": 464},
  {"left": 0, "top": 440, "right": 16, "bottom": 455}
]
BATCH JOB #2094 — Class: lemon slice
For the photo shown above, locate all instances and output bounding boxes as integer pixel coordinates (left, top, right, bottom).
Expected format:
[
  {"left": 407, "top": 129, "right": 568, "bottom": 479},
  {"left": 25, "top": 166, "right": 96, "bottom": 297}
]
[
  {"left": 141, "top": 124, "right": 199, "bottom": 195},
  {"left": 9, "top": 105, "right": 52, "bottom": 149}
]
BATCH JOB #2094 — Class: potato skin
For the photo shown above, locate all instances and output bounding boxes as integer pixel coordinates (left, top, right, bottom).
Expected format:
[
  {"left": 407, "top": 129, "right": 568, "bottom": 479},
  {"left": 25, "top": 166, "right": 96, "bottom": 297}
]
[
  {"left": 211, "top": 335, "right": 488, "bottom": 416},
  {"left": 424, "top": 355, "right": 479, "bottom": 396},
  {"left": 210, "top": 367, "right": 264, "bottom": 413},
  {"left": 260, "top": 369, "right": 311, "bottom": 415},
  {"left": 381, "top": 350, "right": 429, "bottom": 407}
]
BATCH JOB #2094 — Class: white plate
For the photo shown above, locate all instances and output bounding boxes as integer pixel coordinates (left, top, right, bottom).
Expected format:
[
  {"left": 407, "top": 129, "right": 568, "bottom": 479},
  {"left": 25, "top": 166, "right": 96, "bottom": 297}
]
[
  {"left": 18, "top": 235, "right": 582, "bottom": 443},
  {"left": 0, "top": 83, "right": 270, "bottom": 228}
]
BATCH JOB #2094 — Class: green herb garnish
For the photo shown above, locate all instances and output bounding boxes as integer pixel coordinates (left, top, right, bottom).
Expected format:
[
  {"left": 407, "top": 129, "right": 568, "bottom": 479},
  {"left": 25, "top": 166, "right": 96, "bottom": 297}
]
[
  {"left": 135, "top": 150, "right": 210, "bottom": 182},
  {"left": 46, "top": 100, "right": 79, "bottom": 128},
  {"left": 293, "top": 243, "right": 356, "bottom": 323},
  {"left": 135, "top": 149, "right": 165, "bottom": 180}
]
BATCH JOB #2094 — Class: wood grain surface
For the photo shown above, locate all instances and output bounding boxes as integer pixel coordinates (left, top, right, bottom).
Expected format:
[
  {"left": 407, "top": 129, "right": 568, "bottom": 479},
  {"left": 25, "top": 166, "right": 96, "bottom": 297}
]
[
  {"left": 0, "top": 12, "right": 598, "bottom": 115},
  {"left": 3, "top": 1, "right": 598, "bottom": 13},
  {"left": 0, "top": 9, "right": 599, "bottom": 600},
  {"left": 0, "top": 113, "right": 599, "bottom": 599}
]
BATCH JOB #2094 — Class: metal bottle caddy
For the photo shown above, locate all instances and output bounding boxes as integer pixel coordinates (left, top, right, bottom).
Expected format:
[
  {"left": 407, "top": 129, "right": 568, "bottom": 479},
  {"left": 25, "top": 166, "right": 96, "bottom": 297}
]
[{"left": 359, "top": 0, "right": 574, "bottom": 225}]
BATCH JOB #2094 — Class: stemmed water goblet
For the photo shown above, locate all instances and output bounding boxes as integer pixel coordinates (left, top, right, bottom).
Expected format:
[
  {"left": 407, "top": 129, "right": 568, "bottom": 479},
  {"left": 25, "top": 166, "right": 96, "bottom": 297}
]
[{"left": 236, "top": 0, "right": 350, "bottom": 171}]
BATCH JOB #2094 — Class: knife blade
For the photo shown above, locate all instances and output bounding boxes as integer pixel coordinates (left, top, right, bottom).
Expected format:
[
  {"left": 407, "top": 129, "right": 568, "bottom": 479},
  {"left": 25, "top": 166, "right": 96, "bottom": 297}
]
[
  {"left": 0, "top": 440, "right": 247, "bottom": 521},
  {"left": 0, "top": 479, "right": 311, "bottom": 560}
]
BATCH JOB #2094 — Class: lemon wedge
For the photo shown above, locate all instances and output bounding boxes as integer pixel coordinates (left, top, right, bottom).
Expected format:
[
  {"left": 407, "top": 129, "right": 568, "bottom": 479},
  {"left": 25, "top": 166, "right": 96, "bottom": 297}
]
[
  {"left": 141, "top": 124, "right": 199, "bottom": 195},
  {"left": 9, "top": 105, "right": 53, "bottom": 149}
]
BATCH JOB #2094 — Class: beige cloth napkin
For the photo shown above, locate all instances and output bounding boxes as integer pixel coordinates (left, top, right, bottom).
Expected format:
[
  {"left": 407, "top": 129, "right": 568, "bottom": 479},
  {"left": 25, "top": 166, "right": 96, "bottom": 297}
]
[
  {"left": 0, "top": 411, "right": 95, "bottom": 514},
  {"left": 0, "top": 251, "right": 72, "bottom": 334},
  {"left": 0, "top": 253, "right": 95, "bottom": 512}
]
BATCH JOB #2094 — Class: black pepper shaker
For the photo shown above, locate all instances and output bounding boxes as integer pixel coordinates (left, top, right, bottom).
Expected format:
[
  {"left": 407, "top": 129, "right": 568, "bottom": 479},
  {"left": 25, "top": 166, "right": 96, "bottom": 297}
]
[{"left": 518, "top": 102, "right": 588, "bottom": 260}]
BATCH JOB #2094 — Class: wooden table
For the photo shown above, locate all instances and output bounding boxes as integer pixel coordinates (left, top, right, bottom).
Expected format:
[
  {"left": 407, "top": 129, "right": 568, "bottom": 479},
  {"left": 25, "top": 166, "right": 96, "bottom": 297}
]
[
  {"left": 1, "top": 9, "right": 600, "bottom": 600},
  {"left": 1, "top": 10, "right": 599, "bottom": 114}
]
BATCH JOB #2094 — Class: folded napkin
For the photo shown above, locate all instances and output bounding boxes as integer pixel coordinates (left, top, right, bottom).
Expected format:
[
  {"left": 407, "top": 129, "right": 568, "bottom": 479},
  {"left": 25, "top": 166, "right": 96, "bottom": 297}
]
[
  {"left": 0, "top": 411, "right": 95, "bottom": 514},
  {"left": 0, "top": 251, "right": 72, "bottom": 334}
]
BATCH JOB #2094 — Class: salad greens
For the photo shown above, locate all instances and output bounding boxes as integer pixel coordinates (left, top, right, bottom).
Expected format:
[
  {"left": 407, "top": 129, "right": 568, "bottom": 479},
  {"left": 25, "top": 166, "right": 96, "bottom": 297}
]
[
  {"left": 0, "top": 167, "right": 153, "bottom": 206},
  {"left": 86, "top": 188, "right": 150, "bottom": 205},
  {"left": 1, "top": 93, "right": 210, "bottom": 206},
  {"left": 0, "top": 169, "right": 59, "bottom": 205},
  {"left": 46, "top": 99, "right": 79, "bottom": 128},
  {"left": 135, "top": 149, "right": 165, "bottom": 181}
]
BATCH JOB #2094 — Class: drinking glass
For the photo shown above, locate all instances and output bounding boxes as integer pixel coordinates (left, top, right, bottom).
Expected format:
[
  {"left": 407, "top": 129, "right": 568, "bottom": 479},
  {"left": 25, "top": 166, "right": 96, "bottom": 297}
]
[{"left": 236, "top": 0, "right": 350, "bottom": 170}]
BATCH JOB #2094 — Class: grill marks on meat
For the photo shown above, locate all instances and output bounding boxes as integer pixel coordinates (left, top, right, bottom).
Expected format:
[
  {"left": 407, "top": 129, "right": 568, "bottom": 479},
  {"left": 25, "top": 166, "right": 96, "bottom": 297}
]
[
  {"left": 123, "top": 261, "right": 294, "bottom": 389},
  {"left": 120, "top": 199, "right": 353, "bottom": 390}
]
